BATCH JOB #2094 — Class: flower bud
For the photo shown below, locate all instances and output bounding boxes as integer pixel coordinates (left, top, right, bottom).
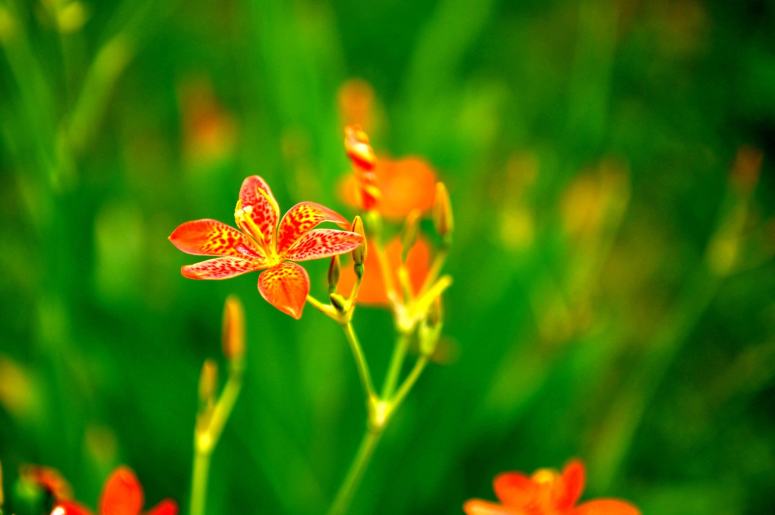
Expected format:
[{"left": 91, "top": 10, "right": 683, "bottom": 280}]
[
  {"left": 329, "top": 292, "right": 347, "bottom": 314},
  {"left": 433, "top": 182, "right": 453, "bottom": 243},
  {"left": 222, "top": 295, "right": 245, "bottom": 363},
  {"left": 328, "top": 255, "right": 341, "bottom": 294},
  {"left": 351, "top": 216, "right": 367, "bottom": 278},
  {"left": 344, "top": 125, "right": 380, "bottom": 210},
  {"left": 198, "top": 359, "right": 218, "bottom": 408},
  {"left": 344, "top": 125, "right": 376, "bottom": 171}
]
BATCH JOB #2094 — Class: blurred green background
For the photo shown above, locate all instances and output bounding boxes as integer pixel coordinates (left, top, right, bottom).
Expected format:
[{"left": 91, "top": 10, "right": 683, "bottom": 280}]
[{"left": 1, "top": 0, "right": 774, "bottom": 513}]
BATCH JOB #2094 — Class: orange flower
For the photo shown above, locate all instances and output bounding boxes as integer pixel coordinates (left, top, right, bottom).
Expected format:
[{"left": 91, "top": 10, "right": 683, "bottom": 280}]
[
  {"left": 178, "top": 78, "right": 237, "bottom": 164},
  {"left": 338, "top": 236, "right": 431, "bottom": 305},
  {"left": 340, "top": 156, "right": 437, "bottom": 220},
  {"left": 51, "top": 467, "right": 177, "bottom": 515},
  {"left": 464, "top": 460, "right": 639, "bottom": 515},
  {"left": 169, "top": 175, "right": 363, "bottom": 319}
]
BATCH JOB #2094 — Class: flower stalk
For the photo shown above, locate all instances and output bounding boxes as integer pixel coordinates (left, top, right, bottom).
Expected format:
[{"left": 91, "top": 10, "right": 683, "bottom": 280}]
[
  {"left": 189, "top": 296, "right": 246, "bottom": 515},
  {"left": 321, "top": 127, "right": 454, "bottom": 515}
]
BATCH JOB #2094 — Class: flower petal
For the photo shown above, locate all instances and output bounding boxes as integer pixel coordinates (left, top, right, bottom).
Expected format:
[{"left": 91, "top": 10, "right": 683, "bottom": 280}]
[
  {"left": 258, "top": 262, "right": 309, "bottom": 319},
  {"left": 337, "top": 236, "right": 431, "bottom": 305},
  {"left": 283, "top": 229, "right": 363, "bottom": 262},
  {"left": 462, "top": 499, "right": 514, "bottom": 515},
  {"left": 277, "top": 201, "right": 349, "bottom": 254},
  {"left": 54, "top": 501, "right": 93, "bottom": 515},
  {"left": 339, "top": 156, "right": 437, "bottom": 219},
  {"left": 493, "top": 472, "right": 538, "bottom": 508},
  {"left": 168, "top": 219, "right": 264, "bottom": 260},
  {"left": 235, "top": 175, "right": 280, "bottom": 251},
  {"left": 574, "top": 499, "right": 641, "bottom": 515},
  {"left": 181, "top": 257, "right": 259, "bottom": 280},
  {"left": 557, "top": 459, "right": 585, "bottom": 509},
  {"left": 99, "top": 467, "right": 143, "bottom": 515},
  {"left": 146, "top": 500, "right": 178, "bottom": 515}
]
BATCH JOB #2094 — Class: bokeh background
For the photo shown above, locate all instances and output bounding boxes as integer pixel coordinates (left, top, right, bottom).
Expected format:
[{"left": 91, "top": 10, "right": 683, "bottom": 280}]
[{"left": 1, "top": 0, "right": 774, "bottom": 513}]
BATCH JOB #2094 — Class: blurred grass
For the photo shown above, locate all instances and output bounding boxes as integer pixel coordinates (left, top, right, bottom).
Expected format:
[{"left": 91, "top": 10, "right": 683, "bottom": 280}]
[{"left": 1, "top": 0, "right": 774, "bottom": 514}]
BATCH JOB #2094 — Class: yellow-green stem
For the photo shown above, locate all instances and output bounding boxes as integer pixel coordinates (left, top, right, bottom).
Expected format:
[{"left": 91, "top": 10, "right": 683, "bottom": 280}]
[
  {"left": 392, "top": 356, "right": 429, "bottom": 411},
  {"left": 307, "top": 294, "right": 338, "bottom": 320},
  {"left": 382, "top": 332, "right": 411, "bottom": 399},
  {"left": 418, "top": 249, "right": 448, "bottom": 297},
  {"left": 189, "top": 367, "right": 242, "bottom": 515},
  {"left": 326, "top": 428, "right": 382, "bottom": 515},
  {"left": 342, "top": 322, "right": 376, "bottom": 401},
  {"left": 189, "top": 447, "right": 211, "bottom": 515}
]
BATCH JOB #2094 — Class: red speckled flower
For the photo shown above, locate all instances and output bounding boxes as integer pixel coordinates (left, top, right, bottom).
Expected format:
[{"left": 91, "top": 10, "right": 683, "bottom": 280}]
[
  {"left": 464, "top": 460, "right": 639, "bottom": 515},
  {"left": 52, "top": 467, "right": 177, "bottom": 515},
  {"left": 169, "top": 175, "right": 363, "bottom": 319}
]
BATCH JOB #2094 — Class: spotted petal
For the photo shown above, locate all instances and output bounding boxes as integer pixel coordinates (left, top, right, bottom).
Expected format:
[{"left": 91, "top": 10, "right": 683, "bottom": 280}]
[
  {"left": 181, "top": 257, "right": 260, "bottom": 280},
  {"left": 235, "top": 175, "right": 280, "bottom": 251},
  {"left": 257, "top": 262, "right": 309, "bottom": 319},
  {"left": 283, "top": 229, "right": 362, "bottom": 262},
  {"left": 99, "top": 467, "right": 143, "bottom": 515},
  {"left": 169, "top": 219, "right": 265, "bottom": 260},
  {"left": 277, "top": 201, "right": 349, "bottom": 254}
]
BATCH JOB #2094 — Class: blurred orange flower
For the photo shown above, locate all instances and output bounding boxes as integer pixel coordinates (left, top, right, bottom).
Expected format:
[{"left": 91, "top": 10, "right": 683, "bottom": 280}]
[
  {"left": 51, "top": 467, "right": 177, "bottom": 515},
  {"left": 169, "top": 175, "right": 363, "bottom": 318},
  {"left": 337, "top": 79, "right": 376, "bottom": 132},
  {"left": 339, "top": 236, "right": 431, "bottom": 305},
  {"left": 464, "top": 460, "right": 639, "bottom": 515},
  {"left": 340, "top": 156, "right": 437, "bottom": 220},
  {"left": 178, "top": 78, "right": 237, "bottom": 164}
]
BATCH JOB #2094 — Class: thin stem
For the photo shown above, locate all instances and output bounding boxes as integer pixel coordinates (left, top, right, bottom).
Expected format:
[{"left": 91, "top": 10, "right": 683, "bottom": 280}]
[
  {"left": 208, "top": 367, "right": 243, "bottom": 443},
  {"left": 189, "top": 447, "right": 210, "bottom": 515},
  {"left": 397, "top": 263, "right": 414, "bottom": 301},
  {"left": 391, "top": 356, "right": 429, "bottom": 412},
  {"left": 189, "top": 368, "right": 242, "bottom": 515},
  {"left": 307, "top": 294, "right": 338, "bottom": 320},
  {"left": 418, "top": 249, "right": 448, "bottom": 298},
  {"left": 342, "top": 322, "right": 376, "bottom": 401},
  {"left": 381, "top": 332, "right": 411, "bottom": 399},
  {"left": 326, "top": 428, "right": 382, "bottom": 515}
]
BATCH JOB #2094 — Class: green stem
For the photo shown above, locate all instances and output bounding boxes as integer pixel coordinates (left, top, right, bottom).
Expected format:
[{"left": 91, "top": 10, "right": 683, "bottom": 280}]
[
  {"left": 326, "top": 428, "right": 382, "bottom": 515},
  {"left": 382, "top": 333, "right": 411, "bottom": 399},
  {"left": 418, "top": 249, "right": 448, "bottom": 297},
  {"left": 189, "top": 367, "right": 242, "bottom": 515},
  {"left": 342, "top": 322, "right": 376, "bottom": 401},
  {"left": 189, "top": 447, "right": 211, "bottom": 515},
  {"left": 392, "top": 356, "right": 429, "bottom": 411}
]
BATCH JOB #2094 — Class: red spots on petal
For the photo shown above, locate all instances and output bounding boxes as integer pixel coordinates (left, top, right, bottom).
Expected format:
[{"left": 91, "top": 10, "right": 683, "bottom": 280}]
[
  {"left": 169, "top": 219, "right": 264, "bottom": 260},
  {"left": 277, "top": 201, "right": 349, "bottom": 254},
  {"left": 283, "top": 229, "right": 362, "bottom": 262},
  {"left": 181, "top": 257, "right": 260, "bottom": 280},
  {"left": 236, "top": 175, "right": 280, "bottom": 251},
  {"left": 257, "top": 262, "right": 310, "bottom": 319}
]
